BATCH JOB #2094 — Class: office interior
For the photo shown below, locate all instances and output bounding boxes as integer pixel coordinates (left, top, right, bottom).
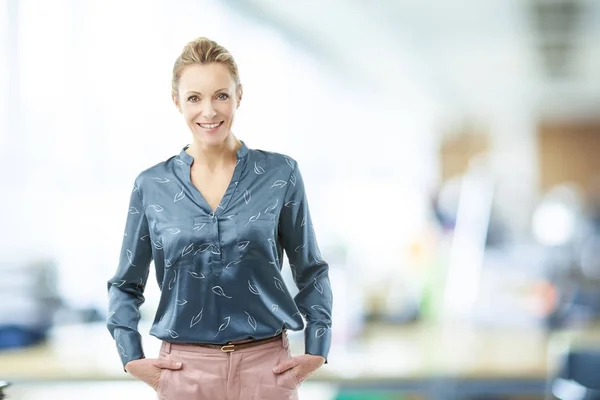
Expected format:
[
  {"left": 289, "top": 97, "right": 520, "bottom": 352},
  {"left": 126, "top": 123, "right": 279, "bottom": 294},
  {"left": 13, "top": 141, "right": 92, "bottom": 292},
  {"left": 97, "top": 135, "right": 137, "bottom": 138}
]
[{"left": 1, "top": 0, "right": 600, "bottom": 399}]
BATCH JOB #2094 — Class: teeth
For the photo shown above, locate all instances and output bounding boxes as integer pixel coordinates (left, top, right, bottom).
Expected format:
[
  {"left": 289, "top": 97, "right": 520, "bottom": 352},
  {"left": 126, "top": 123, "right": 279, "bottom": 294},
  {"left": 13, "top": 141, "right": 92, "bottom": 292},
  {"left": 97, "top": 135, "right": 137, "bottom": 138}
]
[{"left": 199, "top": 122, "right": 221, "bottom": 129}]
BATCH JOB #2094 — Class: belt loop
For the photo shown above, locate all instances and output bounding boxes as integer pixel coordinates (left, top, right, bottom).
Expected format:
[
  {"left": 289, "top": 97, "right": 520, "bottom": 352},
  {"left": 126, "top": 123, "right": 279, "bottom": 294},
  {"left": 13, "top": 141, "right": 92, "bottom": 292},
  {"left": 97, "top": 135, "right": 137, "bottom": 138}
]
[{"left": 164, "top": 341, "right": 172, "bottom": 354}]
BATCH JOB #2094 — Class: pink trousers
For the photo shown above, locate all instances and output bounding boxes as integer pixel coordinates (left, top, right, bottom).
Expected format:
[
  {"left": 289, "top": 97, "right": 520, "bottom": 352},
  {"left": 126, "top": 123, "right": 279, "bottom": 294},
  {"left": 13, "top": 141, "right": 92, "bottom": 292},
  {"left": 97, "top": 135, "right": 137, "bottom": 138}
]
[{"left": 156, "top": 332, "right": 300, "bottom": 399}]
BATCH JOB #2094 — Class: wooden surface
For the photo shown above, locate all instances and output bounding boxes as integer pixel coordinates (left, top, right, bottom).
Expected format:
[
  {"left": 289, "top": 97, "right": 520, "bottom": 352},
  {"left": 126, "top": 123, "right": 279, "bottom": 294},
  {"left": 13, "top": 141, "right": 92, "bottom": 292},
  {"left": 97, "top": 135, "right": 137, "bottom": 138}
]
[{"left": 1, "top": 321, "right": 599, "bottom": 383}]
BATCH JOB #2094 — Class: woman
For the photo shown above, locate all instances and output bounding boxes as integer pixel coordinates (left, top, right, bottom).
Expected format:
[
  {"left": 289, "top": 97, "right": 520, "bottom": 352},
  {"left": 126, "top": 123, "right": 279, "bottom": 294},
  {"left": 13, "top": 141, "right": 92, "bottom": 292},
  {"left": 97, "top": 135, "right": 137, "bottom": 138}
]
[{"left": 106, "top": 37, "right": 333, "bottom": 399}]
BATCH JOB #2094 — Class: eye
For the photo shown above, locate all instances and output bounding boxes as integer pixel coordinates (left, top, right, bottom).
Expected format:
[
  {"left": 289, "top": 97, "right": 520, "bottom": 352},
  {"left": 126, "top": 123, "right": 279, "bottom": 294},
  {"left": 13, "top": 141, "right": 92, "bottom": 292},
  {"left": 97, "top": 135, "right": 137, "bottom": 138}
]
[
  {"left": 187, "top": 95, "right": 199, "bottom": 103},
  {"left": 216, "top": 93, "right": 229, "bottom": 100}
]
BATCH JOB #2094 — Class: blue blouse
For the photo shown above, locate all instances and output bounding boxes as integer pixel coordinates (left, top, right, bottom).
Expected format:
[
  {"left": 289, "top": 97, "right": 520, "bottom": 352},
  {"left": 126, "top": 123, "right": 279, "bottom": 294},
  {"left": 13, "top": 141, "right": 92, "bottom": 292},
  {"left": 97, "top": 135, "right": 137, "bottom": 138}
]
[{"left": 107, "top": 142, "right": 333, "bottom": 368}]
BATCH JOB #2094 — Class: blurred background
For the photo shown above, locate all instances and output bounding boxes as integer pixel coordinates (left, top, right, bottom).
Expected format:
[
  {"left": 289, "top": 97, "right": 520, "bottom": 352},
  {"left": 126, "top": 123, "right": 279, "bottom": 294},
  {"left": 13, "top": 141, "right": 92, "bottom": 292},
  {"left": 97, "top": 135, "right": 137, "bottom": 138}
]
[{"left": 1, "top": 0, "right": 600, "bottom": 399}]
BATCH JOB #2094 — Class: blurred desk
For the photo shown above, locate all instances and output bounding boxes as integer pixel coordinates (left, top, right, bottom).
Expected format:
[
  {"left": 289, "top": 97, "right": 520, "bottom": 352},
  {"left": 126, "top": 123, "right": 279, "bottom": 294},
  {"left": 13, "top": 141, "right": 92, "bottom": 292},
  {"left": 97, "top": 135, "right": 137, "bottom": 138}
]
[{"left": 1, "top": 321, "right": 599, "bottom": 398}]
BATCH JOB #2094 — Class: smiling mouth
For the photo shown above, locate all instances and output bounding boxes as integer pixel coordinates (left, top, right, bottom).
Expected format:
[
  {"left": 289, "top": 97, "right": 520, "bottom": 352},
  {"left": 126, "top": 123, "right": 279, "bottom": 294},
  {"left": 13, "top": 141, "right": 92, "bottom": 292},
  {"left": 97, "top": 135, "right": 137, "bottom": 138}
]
[{"left": 197, "top": 121, "right": 224, "bottom": 129}]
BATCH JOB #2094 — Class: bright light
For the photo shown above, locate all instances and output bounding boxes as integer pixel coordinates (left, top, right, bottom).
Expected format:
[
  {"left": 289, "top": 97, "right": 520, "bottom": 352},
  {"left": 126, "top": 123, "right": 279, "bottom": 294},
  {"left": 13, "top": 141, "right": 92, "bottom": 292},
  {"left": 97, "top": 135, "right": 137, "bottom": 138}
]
[{"left": 532, "top": 202, "right": 576, "bottom": 246}]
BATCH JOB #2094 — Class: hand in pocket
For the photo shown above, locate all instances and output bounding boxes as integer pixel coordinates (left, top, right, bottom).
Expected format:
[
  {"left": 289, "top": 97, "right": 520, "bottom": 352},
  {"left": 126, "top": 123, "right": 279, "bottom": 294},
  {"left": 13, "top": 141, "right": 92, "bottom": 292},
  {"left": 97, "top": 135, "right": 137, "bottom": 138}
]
[{"left": 125, "top": 358, "right": 183, "bottom": 390}]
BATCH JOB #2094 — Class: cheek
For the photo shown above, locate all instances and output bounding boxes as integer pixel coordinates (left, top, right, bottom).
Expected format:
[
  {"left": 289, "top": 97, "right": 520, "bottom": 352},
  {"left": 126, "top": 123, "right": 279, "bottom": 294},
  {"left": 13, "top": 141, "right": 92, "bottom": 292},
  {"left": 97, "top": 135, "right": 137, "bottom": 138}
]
[
  {"left": 217, "top": 103, "right": 235, "bottom": 119},
  {"left": 182, "top": 105, "right": 199, "bottom": 120}
]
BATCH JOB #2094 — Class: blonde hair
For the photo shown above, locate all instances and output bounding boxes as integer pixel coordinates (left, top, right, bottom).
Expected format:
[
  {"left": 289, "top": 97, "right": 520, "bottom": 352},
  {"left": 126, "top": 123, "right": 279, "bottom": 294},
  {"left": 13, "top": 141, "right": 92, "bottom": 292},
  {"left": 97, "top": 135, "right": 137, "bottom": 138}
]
[{"left": 171, "top": 37, "right": 241, "bottom": 98}]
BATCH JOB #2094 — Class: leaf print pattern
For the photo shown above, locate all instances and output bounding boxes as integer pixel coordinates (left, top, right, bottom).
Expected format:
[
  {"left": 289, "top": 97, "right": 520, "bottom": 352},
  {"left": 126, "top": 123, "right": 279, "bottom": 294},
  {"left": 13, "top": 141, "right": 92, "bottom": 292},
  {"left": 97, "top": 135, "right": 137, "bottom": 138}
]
[
  {"left": 248, "top": 280, "right": 261, "bottom": 295},
  {"left": 128, "top": 207, "right": 139, "bottom": 215},
  {"left": 245, "top": 311, "right": 257, "bottom": 330},
  {"left": 212, "top": 286, "right": 232, "bottom": 299},
  {"left": 193, "top": 223, "right": 206, "bottom": 231},
  {"left": 254, "top": 162, "right": 265, "bottom": 175},
  {"left": 315, "top": 327, "right": 327, "bottom": 338},
  {"left": 264, "top": 198, "right": 278, "bottom": 213},
  {"left": 214, "top": 316, "right": 230, "bottom": 337},
  {"left": 118, "top": 344, "right": 128, "bottom": 358},
  {"left": 167, "top": 329, "right": 179, "bottom": 338},
  {"left": 167, "top": 228, "right": 180, "bottom": 235},
  {"left": 182, "top": 244, "right": 194, "bottom": 257},
  {"left": 225, "top": 260, "right": 241, "bottom": 269},
  {"left": 126, "top": 250, "right": 136, "bottom": 266},
  {"left": 289, "top": 174, "right": 296, "bottom": 186},
  {"left": 168, "top": 271, "right": 177, "bottom": 290},
  {"left": 314, "top": 278, "right": 324, "bottom": 294},
  {"left": 274, "top": 277, "right": 286, "bottom": 293},
  {"left": 244, "top": 190, "right": 251, "bottom": 204},
  {"left": 271, "top": 304, "right": 279, "bottom": 312},
  {"left": 152, "top": 177, "right": 170, "bottom": 183},
  {"left": 311, "top": 304, "right": 328, "bottom": 313},
  {"left": 237, "top": 241, "right": 250, "bottom": 250},
  {"left": 148, "top": 204, "right": 164, "bottom": 212},
  {"left": 194, "top": 243, "right": 212, "bottom": 255},
  {"left": 188, "top": 271, "right": 205, "bottom": 279},
  {"left": 285, "top": 200, "right": 299, "bottom": 208},
  {"left": 176, "top": 299, "right": 188, "bottom": 306},
  {"left": 174, "top": 187, "right": 185, "bottom": 202},
  {"left": 285, "top": 156, "right": 294, "bottom": 168},
  {"left": 152, "top": 240, "right": 163, "bottom": 250},
  {"left": 190, "top": 308, "right": 203, "bottom": 328},
  {"left": 271, "top": 180, "right": 287, "bottom": 189},
  {"left": 245, "top": 213, "right": 261, "bottom": 226}
]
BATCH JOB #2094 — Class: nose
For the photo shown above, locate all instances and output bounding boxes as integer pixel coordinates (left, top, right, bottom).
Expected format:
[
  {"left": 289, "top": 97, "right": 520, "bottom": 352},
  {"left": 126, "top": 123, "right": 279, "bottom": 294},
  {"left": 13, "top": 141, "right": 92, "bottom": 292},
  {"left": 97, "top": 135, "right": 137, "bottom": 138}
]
[{"left": 202, "top": 100, "right": 217, "bottom": 118}]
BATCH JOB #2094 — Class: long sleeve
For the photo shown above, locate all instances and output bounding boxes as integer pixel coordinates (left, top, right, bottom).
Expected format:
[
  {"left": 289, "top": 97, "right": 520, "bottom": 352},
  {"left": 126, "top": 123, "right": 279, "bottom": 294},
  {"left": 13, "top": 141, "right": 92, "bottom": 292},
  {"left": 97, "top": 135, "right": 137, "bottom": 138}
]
[
  {"left": 279, "top": 161, "right": 333, "bottom": 362},
  {"left": 107, "top": 180, "right": 153, "bottom": 370}
]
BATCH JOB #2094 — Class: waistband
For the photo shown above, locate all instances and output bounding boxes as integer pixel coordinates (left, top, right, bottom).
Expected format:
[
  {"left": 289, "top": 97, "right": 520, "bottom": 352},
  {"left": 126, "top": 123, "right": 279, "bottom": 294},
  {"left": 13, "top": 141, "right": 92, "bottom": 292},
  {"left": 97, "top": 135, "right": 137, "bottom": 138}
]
[{"left": 161, "top": 331, "right": 290, "bottom": 355}]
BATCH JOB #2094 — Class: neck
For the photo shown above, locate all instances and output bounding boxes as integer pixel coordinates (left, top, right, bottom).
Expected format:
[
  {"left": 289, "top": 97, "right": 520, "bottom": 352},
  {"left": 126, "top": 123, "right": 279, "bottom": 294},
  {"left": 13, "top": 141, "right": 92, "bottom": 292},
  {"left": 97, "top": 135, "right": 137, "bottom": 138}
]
[{"left": 187, "top": 134, "right": 241, "bottom": 169}]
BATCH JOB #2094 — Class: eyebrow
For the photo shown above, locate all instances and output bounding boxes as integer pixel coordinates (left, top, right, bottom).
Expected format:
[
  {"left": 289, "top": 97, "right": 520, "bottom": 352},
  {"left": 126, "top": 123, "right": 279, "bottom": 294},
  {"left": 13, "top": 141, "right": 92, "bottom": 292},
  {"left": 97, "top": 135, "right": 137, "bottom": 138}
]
[{"left": 185, "top": 88, "right": 229, "bottom": 96}]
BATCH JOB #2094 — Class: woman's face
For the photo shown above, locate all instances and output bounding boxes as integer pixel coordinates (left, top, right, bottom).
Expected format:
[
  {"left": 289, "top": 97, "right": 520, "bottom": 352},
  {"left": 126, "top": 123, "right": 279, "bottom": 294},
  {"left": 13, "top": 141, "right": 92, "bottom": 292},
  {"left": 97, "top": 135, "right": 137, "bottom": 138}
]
[{"left": 174, "top": 63, "right": 240, "bottom": 147}]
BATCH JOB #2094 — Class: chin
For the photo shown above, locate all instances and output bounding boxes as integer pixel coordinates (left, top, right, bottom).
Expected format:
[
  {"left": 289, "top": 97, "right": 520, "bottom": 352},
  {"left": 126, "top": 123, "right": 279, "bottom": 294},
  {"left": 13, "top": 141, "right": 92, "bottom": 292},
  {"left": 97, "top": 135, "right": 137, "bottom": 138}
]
[{"left": 193, "top": 129, "right": 230, "bottom": 146}]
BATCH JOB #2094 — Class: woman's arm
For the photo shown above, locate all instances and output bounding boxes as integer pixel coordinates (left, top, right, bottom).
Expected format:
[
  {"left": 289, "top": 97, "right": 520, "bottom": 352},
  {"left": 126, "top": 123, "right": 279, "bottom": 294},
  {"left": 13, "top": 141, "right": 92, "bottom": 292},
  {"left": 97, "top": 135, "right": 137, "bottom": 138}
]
[
  {"left": 107, "top": 179, "right": 153, "bottom": 370},
  {"left": 279, "top": 160, "right": 333, "bottom": 363}
]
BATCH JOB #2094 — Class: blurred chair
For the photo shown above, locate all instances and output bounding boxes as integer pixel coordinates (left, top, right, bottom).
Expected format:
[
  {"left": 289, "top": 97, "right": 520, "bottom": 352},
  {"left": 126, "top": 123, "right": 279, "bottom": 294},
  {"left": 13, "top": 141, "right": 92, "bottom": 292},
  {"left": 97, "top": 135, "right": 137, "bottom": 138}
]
[{"left": 550, "top": 349, "right": 600, "bottom": 400}]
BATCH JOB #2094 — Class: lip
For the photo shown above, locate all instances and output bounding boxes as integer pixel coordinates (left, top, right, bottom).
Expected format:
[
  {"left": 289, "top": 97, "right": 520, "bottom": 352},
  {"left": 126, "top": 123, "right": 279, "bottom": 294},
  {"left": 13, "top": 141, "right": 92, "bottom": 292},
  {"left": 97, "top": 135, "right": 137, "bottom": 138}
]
[{"left": 196, "top": 121, "right": 224, "bottom": 133}]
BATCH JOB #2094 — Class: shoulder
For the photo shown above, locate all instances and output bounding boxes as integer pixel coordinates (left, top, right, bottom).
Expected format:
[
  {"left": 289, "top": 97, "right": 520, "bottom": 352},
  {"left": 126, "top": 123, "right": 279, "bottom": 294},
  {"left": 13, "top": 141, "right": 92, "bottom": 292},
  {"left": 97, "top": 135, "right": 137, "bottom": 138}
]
[
  {"left": 133, "top": 153, "right": 181, "bottom": 189},
  {"left": 247, "top": 147, "right": 298, "bottom": 171}
]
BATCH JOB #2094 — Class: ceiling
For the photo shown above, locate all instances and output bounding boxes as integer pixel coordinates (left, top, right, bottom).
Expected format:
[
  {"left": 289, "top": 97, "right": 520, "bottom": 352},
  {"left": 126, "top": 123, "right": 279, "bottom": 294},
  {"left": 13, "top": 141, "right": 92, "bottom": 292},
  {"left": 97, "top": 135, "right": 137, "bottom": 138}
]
[{"left": 230, "top": 0, "right": 600, "bottom": 121}]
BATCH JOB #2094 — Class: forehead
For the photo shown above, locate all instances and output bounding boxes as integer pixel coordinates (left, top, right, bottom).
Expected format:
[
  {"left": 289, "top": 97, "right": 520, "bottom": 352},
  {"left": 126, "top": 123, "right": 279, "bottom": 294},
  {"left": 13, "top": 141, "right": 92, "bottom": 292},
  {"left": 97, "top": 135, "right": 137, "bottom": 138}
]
[{"left": 178, "top": 63, "right": 235, "bottom": 92}]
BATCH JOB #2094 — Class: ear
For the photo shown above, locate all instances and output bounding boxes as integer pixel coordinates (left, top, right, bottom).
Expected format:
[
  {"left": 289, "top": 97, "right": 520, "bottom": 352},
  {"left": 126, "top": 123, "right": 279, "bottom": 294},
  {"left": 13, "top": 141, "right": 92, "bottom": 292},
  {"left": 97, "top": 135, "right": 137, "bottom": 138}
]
[
  {"left": 172, "top": 94, "right": 182, "bottom": 113},
  {"left": 236, "top": 85, "right": 243, "bottom": 109}
]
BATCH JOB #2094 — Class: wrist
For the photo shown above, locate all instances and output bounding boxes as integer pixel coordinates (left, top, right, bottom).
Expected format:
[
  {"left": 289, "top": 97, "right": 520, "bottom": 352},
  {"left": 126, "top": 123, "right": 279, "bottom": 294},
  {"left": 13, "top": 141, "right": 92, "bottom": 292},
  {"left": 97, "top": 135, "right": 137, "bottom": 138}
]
[{"left": 306, "top": 354, "right": 326, "bottom": 363}]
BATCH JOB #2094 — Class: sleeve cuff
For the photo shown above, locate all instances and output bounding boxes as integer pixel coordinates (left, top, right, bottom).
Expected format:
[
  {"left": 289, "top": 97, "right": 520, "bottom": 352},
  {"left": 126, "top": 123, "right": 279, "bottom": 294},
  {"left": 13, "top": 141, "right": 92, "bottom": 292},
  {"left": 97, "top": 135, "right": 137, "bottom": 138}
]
[
  {"left": 115, "top": 329, "right": 145, "bottom": 371},
  {"left": 304, "top": 325, "right": 331, "bottom": 364}
]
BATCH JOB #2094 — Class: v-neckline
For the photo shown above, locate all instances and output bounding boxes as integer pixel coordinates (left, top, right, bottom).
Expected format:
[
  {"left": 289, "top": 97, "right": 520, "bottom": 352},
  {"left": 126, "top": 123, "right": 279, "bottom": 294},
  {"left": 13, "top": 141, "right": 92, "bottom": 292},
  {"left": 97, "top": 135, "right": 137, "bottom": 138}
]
[{"left": 177, "top": 142, "right": 249, "bottom": 217}]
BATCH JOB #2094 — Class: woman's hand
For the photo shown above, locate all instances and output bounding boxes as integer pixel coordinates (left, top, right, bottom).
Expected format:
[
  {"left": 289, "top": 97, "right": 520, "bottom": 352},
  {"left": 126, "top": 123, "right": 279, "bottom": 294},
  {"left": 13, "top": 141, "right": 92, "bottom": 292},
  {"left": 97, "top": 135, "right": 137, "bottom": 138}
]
[
  {"left": 272, "top": 354, "right": 325, "bottom": 383},
  {"left": 125, "top": 358, "right": 183, "bottom": 390}
]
